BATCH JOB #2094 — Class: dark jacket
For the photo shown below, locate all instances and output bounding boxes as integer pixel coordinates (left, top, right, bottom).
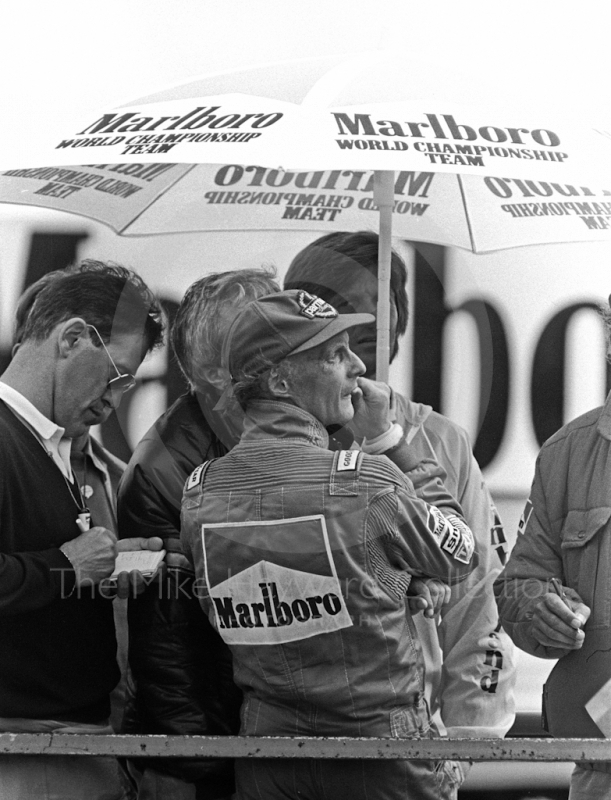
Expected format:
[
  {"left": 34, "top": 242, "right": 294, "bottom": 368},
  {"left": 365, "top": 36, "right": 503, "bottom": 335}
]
[{"left": 117, "top": 392, "right": 242, "bottom": 794}]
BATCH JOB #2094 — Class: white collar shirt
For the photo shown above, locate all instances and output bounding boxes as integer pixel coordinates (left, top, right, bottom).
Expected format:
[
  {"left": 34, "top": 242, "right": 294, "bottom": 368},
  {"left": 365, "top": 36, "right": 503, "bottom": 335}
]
[{"left": 0, "top": 381, "right": 73, "bottom": 480}]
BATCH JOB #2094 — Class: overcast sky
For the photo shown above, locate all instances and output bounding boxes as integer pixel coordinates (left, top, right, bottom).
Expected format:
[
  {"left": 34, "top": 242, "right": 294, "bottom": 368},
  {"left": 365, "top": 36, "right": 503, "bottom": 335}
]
[{"left": 3, "top": 0, "right": 609, "bottom": 126}]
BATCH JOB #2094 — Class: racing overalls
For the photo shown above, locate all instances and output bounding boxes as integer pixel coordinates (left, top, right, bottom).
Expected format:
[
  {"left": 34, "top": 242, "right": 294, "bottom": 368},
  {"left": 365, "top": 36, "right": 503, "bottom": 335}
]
[{"left": 181, "top": 399, "right": 477, "bottom": 800}]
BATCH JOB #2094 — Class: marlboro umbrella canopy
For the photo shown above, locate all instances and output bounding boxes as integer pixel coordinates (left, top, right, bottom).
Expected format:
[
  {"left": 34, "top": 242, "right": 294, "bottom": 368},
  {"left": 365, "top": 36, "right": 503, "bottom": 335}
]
[
  {"left": 1, "top": 54, "right": 611, "bottom": 379},
  {"left": 2, "top": 161, "right": 610, "bottom": 253}
]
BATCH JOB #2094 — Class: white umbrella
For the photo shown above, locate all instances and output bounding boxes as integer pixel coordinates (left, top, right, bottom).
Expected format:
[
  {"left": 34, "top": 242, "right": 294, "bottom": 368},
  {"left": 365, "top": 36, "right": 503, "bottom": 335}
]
[
  {"left": 3, "top": 161, "right": 609, "bottom": 251},
  {"left": 2, "top": 54, "right": 611, "bottom": 379}
]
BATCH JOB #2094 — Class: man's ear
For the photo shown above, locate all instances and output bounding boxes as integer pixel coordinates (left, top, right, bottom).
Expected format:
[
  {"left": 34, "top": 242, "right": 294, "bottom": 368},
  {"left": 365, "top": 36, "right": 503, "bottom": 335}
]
[
  {"left": 266, "top": 367, "right": 290, "bottom": 399},
  {"left": 201, "top": 365, "right": 231, "bottom": 392},
  {"left": 57, "top": 318, "right": 89, "bottom": 358}
]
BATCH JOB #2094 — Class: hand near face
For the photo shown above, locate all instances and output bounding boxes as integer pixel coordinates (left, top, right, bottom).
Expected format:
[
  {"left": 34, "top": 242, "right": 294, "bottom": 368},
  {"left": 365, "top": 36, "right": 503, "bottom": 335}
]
[
  {"left": 529, "top": 585, "right": 590, "bottom": 653},
  {"left": 351, "top": 377, "right": 393, "bottom": 440}
]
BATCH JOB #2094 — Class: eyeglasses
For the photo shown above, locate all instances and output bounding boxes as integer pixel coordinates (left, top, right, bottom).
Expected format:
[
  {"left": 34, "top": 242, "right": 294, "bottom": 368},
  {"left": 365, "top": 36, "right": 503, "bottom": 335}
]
[{"left": 87, "top": 324, "right": 137, "bottom": 406}]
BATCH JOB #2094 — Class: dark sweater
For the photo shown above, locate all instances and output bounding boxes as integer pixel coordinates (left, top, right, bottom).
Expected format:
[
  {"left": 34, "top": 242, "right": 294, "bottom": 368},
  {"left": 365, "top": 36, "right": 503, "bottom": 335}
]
[{"left": 0, "top": 401, "right": 118, "bottom": 722}]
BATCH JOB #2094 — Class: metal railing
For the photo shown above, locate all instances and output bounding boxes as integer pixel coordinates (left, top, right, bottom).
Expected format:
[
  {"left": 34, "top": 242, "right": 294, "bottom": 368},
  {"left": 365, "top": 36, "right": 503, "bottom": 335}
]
[{"left": 0, "top": 734, "right": 608, "bottom": 762}]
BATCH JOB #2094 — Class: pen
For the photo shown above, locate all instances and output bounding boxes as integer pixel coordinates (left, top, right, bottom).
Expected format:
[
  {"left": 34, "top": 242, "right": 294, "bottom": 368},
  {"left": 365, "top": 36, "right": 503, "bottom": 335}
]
[{"left": 549, "top": 577, "right": 570, "bottom": 607}]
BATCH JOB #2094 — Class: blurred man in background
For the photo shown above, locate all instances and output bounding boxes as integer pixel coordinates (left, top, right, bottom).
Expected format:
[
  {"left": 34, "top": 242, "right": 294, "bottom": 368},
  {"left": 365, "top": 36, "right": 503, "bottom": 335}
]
[{"left": 118, "top": 268, "right": 280, "bottom": 800}]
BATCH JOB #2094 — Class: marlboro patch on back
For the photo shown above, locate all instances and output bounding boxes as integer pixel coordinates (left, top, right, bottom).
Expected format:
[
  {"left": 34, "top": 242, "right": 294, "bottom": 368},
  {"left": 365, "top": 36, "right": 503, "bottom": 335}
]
[{"left": 201, "top": 515, "right": 352, "bottom": 645}]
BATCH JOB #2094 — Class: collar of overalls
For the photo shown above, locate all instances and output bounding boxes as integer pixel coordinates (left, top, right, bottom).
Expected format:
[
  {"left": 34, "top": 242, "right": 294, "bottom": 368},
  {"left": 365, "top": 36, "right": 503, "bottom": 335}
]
[{"left": 242, "top": 399, "right": 330, "bottom": 450}]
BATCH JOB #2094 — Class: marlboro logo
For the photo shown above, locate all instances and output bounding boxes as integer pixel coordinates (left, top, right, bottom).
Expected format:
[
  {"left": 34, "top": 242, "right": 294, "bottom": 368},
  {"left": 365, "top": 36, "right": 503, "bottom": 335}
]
[
  {"left": 202, "top": 515, "right": 352, "bottom": 645},
  {"left": 213, "top": 581, "right": 343, "bottom": 630}
]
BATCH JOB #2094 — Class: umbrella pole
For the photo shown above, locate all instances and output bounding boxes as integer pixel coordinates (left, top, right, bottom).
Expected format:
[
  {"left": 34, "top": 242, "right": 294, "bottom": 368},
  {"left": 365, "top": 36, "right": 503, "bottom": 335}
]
[{"left": 373, "top": 170, "right": 395, "bottom": 383}]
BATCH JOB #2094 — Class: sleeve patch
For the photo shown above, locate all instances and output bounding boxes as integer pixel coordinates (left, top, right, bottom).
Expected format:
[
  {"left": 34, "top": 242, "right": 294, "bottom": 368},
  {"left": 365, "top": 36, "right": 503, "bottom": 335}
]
[
  {"left": 427, "top": 505, "right": 449, "bottom": 540},
  {"left": 427, "top": 507, "right": 475, "bottom": 565},
  {"left": 441, "top": 526, "right": 460, "bottom": 554},
  {"left": 490, "top": 506, "right": 508, "bottom": 565}
]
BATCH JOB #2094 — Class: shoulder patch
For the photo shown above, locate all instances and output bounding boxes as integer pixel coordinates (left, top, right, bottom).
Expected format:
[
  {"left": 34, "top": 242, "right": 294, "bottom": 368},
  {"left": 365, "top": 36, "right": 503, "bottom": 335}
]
[
  {"left": 336, "top": 450, "right": 359, "bottom": 472},
  {"left": 186, "top": 463, "right": 205, "bottom": 492}
]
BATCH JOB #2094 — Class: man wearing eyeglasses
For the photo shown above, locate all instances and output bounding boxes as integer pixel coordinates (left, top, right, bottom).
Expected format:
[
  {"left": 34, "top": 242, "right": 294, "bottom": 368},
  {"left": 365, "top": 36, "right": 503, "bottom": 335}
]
[
  {"left": 0, "top": 263, "right": 165, "bottom": 800},
  {"left": 11, "top": 263, "right": 149, "bottom": 739}
]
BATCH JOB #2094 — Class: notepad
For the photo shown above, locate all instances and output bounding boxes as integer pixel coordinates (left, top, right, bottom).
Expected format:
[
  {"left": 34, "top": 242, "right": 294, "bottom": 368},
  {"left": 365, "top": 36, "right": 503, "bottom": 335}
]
[{"left": 110, "top": 549, "right": 166, "bottom": 579}]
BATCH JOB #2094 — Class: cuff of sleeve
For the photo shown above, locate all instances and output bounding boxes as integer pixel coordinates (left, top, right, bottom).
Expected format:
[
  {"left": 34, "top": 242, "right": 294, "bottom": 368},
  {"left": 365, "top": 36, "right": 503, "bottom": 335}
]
[
  {"left": 362, "top": 423, "right": 403, "bottom": 455},
  {"left": 55, "top": 547, "right": 77, "bottom": 597}
]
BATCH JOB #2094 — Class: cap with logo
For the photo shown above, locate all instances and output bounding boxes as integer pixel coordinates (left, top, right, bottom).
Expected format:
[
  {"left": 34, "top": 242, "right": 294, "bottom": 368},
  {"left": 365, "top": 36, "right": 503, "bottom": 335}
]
[{"left": 225, "top": 289, "right": 374, "bottom": 380}]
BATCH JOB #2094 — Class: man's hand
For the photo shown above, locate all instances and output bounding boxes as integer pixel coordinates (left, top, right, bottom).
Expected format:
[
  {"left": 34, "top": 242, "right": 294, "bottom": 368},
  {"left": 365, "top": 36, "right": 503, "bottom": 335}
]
[
  {"left": 351, "top": 377, "right": 392, "bottom": 440},
  {"left": 529, "top": 586, "right": 590, "bottom": 650},
  {"left": 408, "top": 578, "right": 451, "bottom": 618},
  {"left": 60, "top": 527, "right": 118, "bottom": 586}
]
